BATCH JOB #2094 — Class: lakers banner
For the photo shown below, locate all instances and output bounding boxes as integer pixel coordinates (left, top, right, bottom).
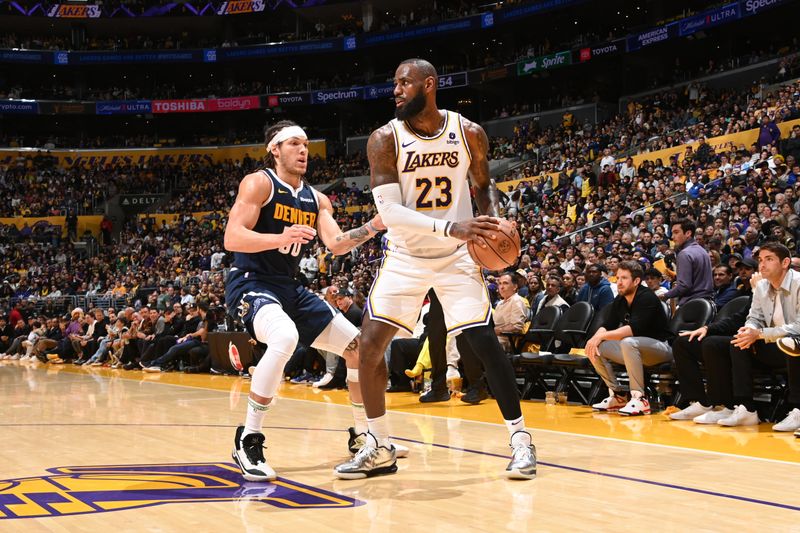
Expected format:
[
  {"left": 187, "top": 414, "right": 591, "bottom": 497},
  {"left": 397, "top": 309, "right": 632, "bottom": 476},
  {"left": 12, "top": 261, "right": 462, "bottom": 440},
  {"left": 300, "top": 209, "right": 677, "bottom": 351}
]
[
  {"left": 0, "top": 215, "right": 103, "bottom": 237},
  {"left": 0, "top": 141, "right": 326, "bottom": 168},
  {"left": 47, "top": 4, "right": 102, "bottom": 18},
  {"left": 217, "top": 0, "right": 266, "bottom": 15},
  {"left": 629, "top": 117, "right": 800, "bottom": 168}
]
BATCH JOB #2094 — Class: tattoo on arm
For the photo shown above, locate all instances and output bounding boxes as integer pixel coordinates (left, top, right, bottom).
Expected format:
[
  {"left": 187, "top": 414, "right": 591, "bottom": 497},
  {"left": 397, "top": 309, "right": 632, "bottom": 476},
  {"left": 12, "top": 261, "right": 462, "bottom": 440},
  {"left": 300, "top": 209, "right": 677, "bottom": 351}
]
[{"left": 335, "top": 224, "right": 372, "bottom": 247}]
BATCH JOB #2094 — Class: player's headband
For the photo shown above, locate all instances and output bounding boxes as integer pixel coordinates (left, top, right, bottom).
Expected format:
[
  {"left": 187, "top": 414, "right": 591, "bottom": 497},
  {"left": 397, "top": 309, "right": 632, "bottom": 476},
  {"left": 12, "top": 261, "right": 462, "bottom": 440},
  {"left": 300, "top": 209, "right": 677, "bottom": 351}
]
[{"left": 267, "top": 126, "right": 307, "bottom": 151}]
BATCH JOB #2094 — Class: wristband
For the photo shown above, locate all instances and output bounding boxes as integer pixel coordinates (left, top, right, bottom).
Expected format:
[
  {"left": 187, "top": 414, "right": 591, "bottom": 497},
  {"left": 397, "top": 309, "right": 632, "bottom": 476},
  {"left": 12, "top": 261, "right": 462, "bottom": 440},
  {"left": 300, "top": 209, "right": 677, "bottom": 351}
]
[{"left": 444, "top": 221, "right": 453, "bottom": 238}]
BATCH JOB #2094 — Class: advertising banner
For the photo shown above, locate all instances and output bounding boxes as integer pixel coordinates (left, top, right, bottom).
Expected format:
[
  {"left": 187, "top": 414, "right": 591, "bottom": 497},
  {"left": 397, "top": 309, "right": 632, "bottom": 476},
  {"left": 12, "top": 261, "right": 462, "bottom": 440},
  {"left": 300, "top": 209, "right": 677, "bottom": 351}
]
[
  {"left": 46, "top": 4, "right": 101, "bottom": 18},
  {"left": 95, "top": 100, "right": 152, "bottom": 115},
  {"left": 265, "top": 93, "right": 310, "bottom": 107},
  {"left": 38, "top": 101, "right": 94, "bottom": 115},
  {"left": 0, "top": 50, "right": 52, "bottom": 63},
  {"left": 578, "top": 38, "right": 625, "bottom": 62},
  {"left": 311, "top": 88, "right": 363, "bottom": 105},
  {"left": 517, "top": 50, "right": 572, "bottom": 75},
  {"left": 151, "top": 99, "right": 211, "bottom": 114},
  {"left": 218, "top": 39, "right": 341, "bottom": 60},
  {"left": 67, "top": 50, "right": 202, "bottom": 65},
  {"left": 740, "top": 0, "right": 788, "bottom": 16},
  {"left": 119, "top": 194, "right": 166, "bottom": 214},
  {"left": 627, "top": 23, "right": 677, "bottom": 52},
  {"left": 363, "top": 83, "right": 394, "bottom": 101},
  {"left": 678, "top": 3, "right": 740, "bottom": 36},
  {"left": 0, "top": 100, "right": 39, "bottom": 114},
  {"left": 216, "top": 0, "right": 265, "bottom": 15},
  {"left": 207, "top": 96, "right": 260, "bottom": 112},
  {"left": 360, "top": 17, "right": 477, "bottom": 47}
]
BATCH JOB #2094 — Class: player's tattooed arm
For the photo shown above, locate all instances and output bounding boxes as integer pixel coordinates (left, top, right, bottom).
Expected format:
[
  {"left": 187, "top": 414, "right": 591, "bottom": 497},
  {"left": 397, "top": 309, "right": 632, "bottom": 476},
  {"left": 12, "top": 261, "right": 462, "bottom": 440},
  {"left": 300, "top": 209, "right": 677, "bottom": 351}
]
[
  {"left": 368, "top": 125, "right": 401, "bottom": 188},
  {"left": 314, "top": 191, "right": 383, "bottom": 255},
  {"left": 463, "top": 118, "right": 501, "bottom": 217},
  {"left": 334, "top": 222, "right": 377, "bottom": 247}
]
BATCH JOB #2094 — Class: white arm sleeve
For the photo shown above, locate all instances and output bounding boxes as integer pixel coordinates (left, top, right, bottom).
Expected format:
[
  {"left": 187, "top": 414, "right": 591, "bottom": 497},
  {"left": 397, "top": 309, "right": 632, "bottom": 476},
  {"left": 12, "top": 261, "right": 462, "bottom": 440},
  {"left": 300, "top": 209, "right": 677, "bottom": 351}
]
[{"left": 372, "top": 183, "right": 452, "bottom": 237}]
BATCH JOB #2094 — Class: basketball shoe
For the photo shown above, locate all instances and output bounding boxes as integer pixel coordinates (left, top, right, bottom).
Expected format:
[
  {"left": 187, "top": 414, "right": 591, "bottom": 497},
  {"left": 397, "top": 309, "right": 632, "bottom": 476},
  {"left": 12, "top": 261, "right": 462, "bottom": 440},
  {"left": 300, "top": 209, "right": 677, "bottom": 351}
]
[
  {"left": 347, "top": 427, "right": 408, "bottom": 458},
  {"left": 592, "top": 389, "right": 628, "bottom": 412},
  {"left": 335, "top": 432, "right": 397, "bottom": 479},
  {"left": 505, "top": 431, "right": 537, "bottom": 480},
  {"left": 232, "top": 425, "right": 276, "bottom": 482}
]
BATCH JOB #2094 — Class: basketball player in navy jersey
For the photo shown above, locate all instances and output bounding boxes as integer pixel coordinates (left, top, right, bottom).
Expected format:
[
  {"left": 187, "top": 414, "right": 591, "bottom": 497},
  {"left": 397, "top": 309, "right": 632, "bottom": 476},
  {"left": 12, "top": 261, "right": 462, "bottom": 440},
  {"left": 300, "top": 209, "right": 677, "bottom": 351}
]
[
  {"left": 334, "top": 59, "right": 536, "bottom": 480},
  {"left": 225, "top": 120, "right": 406, "bottom": 482}
]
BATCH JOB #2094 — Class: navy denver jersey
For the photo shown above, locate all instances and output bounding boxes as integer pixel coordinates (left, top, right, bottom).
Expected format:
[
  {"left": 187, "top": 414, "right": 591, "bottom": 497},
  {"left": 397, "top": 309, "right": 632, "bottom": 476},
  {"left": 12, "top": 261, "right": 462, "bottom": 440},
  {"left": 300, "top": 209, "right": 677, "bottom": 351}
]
[{"left": 232, "top": 168, "right": 319, "bottom": 278}]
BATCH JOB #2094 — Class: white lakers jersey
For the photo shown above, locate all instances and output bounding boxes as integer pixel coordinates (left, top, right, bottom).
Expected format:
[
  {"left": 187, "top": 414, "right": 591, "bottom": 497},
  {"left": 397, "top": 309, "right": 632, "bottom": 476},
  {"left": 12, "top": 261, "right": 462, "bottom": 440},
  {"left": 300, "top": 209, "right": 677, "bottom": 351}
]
[{"left": 387, "top": 110, "right": 474, "bottom": 258}]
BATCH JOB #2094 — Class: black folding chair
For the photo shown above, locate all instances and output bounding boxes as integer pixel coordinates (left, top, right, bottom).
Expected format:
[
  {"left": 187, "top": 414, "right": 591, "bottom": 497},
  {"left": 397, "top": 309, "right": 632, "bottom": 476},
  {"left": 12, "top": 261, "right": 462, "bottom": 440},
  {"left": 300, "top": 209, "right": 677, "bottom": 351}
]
[{"left": 514, "top": 306, "right": 562, "bottom": 399}]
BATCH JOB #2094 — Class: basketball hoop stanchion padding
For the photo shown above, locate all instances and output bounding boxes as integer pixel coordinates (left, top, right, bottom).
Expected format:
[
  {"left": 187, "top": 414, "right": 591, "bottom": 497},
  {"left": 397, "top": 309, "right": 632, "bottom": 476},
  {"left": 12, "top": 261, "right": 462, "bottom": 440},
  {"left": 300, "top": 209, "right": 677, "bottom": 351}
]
[{"left": 208, "top": 331, "right": 254, "bottom": 372}]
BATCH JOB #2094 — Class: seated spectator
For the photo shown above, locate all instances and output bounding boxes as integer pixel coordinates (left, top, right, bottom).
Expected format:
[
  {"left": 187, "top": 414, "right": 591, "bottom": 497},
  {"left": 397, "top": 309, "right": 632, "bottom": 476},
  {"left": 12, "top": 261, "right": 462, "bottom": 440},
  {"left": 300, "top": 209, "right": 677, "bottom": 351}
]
[
  {"left": 722, "top": 243, "right": 800, "bottom": 432},
  {"left": 576, "top": 264, "right": 614, "bottom": 312},
  {"left": 143, "top": 301, "right": 213, "bottom": 372},
  {"left": 669, "top": 296, "right": 751, "bottom": 423},
  {"left": 32, "top": 318, "right": 64, "bottom": 362},
  {"left": 493, "top": 273, "right": 530, "bottom": 353},
  {"left": 644, "top": 268, "right": 668, "bottom": 298},
  {"left": 0, "top": 317, "right": 13, "bottom": 353},
  {"left": 585, "top": 261, "right": 674, "bottom": 416},
  {"left": 532, "top": 276, "right": 570, "bottom": 316},
  {"left": 712, "top": 264, "right": 739, "bottom": 309}
]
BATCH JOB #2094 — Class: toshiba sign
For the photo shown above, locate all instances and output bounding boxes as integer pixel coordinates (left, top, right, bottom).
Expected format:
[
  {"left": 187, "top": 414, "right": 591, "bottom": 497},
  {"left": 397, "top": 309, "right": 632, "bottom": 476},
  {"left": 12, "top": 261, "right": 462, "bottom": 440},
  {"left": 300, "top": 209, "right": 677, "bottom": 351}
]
[{"left": 152, "top": 100, "right": 207, "bottom": 113}]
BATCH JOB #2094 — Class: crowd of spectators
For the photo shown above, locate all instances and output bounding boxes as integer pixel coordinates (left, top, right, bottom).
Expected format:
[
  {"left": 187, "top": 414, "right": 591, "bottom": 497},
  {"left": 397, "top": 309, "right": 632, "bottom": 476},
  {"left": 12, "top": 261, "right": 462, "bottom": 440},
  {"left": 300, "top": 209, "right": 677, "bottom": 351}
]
[{"left": 3, "top": 71, "right": 800, "bottom": 430}]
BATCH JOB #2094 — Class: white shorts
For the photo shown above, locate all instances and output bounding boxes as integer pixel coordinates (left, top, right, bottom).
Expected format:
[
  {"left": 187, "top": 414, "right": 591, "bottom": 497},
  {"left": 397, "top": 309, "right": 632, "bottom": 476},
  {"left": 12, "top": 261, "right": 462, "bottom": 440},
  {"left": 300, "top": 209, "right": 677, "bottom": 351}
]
[{"left": 366, "top": 246, "right": 492, "bottom": 335}]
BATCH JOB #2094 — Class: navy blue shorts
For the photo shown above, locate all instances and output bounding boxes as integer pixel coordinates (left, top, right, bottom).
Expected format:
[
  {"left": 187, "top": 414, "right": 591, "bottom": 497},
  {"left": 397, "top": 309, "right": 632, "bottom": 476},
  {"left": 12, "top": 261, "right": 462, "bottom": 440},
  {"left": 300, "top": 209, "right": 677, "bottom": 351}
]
[{"left": 225, "top": 268, "right": 336, "bottom": 347}]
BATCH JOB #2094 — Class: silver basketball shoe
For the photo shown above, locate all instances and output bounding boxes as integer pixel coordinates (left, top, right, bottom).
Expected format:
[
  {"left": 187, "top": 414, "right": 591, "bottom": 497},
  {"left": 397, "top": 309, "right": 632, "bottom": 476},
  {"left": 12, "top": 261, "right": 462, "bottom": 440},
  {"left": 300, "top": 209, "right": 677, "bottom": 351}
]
[
  {"left": 505, "top": 430, "right": 537, "bottom": 480},
  {"left": 335, "top": 432, "right": 397, "bottom": 479}
]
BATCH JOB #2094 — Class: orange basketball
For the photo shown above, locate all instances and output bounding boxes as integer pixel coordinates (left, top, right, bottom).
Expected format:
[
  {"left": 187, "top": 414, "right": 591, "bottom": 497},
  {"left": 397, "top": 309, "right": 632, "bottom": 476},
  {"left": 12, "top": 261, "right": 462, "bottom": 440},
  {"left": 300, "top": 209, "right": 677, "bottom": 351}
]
[{"left": 467, "top": 218, "right": 521, "bottom": 272}]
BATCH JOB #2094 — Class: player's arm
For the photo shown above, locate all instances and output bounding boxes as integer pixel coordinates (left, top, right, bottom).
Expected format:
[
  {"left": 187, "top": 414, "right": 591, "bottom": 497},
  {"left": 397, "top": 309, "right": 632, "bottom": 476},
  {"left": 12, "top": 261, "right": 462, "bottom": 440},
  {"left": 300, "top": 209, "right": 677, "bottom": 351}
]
[
  {"left": 368, "top": 125, "right": 497, "bottom": 244},
  {"left": 314, "top": 191, "right": 385, "bottom": 256},
  {"left": 223, "top": 171, "right": 316, "bottom": 253},
  {"left": 463, "top": 118, "right": 501, "bottom": 218}
]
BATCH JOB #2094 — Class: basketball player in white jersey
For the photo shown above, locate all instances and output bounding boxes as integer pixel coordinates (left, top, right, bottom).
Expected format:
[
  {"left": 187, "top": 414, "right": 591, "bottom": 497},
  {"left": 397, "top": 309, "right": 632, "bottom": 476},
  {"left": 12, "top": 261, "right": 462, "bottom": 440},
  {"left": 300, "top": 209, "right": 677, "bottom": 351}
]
[{"left": 334, "top": 59, "right": 536, "bottom": 480}]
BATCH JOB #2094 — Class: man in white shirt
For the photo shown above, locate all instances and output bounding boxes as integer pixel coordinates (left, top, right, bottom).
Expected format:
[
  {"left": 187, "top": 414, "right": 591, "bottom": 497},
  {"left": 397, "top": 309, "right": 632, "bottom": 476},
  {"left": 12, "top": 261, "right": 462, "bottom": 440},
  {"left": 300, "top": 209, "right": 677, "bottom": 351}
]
[
  {"left": 721, "top": 242, "right": 800, "bottom": 433},
  {"left": 210, "top": 246, "right": 226, "bottom": 271},
  {"left": 299, "top": 252, "right": 318, "bottom": 281},
  {"left": 600, "top": 148, "right": 616, "bottom": 172}
]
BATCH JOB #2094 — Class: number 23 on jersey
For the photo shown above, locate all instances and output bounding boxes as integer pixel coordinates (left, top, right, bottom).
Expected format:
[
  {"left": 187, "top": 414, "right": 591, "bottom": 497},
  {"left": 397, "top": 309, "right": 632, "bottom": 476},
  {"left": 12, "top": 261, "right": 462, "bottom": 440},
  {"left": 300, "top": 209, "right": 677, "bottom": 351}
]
[{"left": 415, "top": 176, "right": 453, "bottom": 210}]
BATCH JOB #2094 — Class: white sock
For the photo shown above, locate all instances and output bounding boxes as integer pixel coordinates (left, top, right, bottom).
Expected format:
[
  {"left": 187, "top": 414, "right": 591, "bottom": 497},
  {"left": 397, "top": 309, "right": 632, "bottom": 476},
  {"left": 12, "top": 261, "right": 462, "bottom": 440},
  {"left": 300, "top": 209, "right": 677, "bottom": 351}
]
[
  {"left": 243, "top": 397, "right": 271, "bottom": 438},
  {"left": 631, "top": 390, "right": 644, "bottom": 400},
  {"left": 352, "top": 402, "right": 368, "bottom": 434},
  {"left": 367, "top": 415, "right": 391, "bottom": 448},
  {"left": 505, "top": 416, "right": 525, "bottom": 438}
]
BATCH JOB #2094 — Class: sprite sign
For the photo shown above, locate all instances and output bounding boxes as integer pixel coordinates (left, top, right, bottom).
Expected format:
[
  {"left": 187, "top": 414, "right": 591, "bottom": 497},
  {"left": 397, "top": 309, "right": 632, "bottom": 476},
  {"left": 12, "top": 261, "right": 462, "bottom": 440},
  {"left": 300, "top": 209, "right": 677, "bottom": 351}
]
[{"left": 517, "top": 50, "right": 572, "bottom": 75}]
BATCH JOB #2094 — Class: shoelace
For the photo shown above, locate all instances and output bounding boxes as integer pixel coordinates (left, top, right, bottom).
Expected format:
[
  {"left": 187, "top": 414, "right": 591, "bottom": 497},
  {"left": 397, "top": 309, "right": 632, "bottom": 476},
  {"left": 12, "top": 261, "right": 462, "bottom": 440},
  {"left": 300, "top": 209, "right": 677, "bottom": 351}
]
[
  {"left": 511, "top": 444, "right": 532, "bottom": 462},
  {"left": 244, "top": 436, "right": 267, "bottom": 463},
  {"left": 352, "top": 443, "right": 379, "bottom": 463}
]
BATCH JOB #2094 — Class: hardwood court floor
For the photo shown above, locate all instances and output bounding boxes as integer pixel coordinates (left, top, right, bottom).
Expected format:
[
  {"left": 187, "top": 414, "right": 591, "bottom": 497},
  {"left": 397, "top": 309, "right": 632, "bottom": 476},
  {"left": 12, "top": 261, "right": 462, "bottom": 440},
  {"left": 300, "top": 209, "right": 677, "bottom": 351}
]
[{"left": 1, "top": 361, "right": 799, "bottom": 532}]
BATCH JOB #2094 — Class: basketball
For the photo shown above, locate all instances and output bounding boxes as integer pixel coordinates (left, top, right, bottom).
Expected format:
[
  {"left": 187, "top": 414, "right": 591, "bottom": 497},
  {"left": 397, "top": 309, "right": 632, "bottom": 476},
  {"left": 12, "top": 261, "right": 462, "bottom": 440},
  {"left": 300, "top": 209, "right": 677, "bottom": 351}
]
[{"left": 467, "top": 218, "right": 521, "bottom": 271}]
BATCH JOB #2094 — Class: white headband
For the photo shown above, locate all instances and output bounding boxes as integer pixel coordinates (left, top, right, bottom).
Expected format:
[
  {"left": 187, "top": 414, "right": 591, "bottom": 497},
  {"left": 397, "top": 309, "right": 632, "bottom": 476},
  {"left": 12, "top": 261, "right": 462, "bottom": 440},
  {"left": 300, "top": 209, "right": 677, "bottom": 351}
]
[{"left": 267, "top": 126, "right": 307, "bottom": 151}]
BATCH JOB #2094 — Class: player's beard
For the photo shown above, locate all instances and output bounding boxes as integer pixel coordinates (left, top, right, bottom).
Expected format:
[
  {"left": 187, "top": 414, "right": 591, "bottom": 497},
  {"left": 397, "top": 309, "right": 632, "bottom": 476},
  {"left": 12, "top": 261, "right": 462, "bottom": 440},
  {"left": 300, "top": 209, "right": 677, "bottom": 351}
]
[{"left": 395, "top": 91, "right": 426, "bottom": 121}]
